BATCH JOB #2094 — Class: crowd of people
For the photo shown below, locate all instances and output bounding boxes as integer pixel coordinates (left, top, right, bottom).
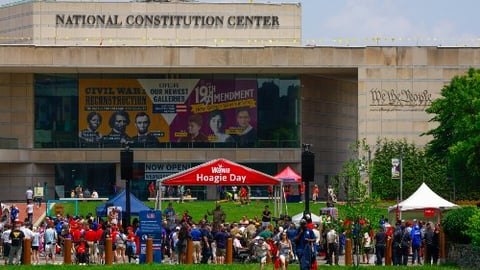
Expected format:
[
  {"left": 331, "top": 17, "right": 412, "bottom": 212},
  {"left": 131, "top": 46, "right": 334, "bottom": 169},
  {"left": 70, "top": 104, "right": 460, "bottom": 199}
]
[
  {"left": 0, "top": 194, "right": 442, "bottom": 267},
  {"left": 0, "top": 211, "right": 141, "bottom": 265}
]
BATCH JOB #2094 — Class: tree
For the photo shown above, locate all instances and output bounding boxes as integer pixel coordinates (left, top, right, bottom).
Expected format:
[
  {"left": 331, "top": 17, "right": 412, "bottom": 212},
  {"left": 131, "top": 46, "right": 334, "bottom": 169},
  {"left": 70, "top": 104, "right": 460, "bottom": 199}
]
[
  {"left": 335, "top": 139, "right": 383, "bottom": 226},
  {"left": 370, "top": 138, "right": 450, "bottom": 201},
  {"left": 424, "top": 68, "right": 480, "bottom": 196}
]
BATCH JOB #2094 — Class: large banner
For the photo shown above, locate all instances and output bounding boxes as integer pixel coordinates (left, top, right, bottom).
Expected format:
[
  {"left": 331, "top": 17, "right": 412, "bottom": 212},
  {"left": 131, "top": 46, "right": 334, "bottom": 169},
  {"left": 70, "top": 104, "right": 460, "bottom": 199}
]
[
  {"left": 78, "top": 79, "right": 258, "bottom": 146},
  {"left": 138, "top": 210, "right": 163, "bottom": 264}
]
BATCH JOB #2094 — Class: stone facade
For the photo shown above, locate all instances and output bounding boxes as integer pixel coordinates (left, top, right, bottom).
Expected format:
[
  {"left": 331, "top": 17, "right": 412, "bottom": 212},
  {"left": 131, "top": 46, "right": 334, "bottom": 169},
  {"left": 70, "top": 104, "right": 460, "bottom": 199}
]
[
  {"left": 447, "top": 243, "right": 480, "bottom": 268},
  {"left": 0, "top": 1, "right": 301, "bottom": 46},
  {"left": 0, "top": 1, "right": 480, "bottom": 201}
]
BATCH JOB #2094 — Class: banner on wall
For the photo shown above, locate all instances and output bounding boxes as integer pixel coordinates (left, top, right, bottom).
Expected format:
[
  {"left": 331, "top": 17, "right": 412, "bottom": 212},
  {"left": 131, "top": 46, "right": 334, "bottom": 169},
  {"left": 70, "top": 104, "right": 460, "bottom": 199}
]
[
  {"left": 144, "top": 162, "right": 191, "bottom": 181},
  {"left": 78, "top": 79, "right": 258, "bottom": 146}
]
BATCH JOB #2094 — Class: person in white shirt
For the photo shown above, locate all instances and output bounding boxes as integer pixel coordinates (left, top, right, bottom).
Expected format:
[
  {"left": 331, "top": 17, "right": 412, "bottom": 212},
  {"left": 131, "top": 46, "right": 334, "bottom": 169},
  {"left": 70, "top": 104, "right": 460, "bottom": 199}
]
[
  {"left": 26, "top": 187, "right": 34, "bottom": 203},
  {"left": 253, "top": 237, "right": 271, "bottom": 270},
  {"left": 362, "top": 231, "right": 372, "bottom": 264},
  {"left": 326, "top": 226, "right": 339, "bottom": 265},
  {"left": 91, "top": 190, "right": 99, "bottom": 198},
  {"left": 26, "top": 202, "right": 34, "bottom": 224},
  {"left": 20, "top": 223, "right": 34, "bottom": 240},
  {"left": 44, "top": 223, "right": 57, "bottom": 264},
  {"left": 1, "top": 223, "right": 12, "bottom": 265}
]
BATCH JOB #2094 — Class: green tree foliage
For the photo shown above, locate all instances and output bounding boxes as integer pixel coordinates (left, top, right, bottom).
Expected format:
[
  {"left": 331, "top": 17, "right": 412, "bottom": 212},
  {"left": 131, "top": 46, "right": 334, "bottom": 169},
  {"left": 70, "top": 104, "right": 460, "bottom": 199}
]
[
  {"left": 442, "top": 206, "right": 478, "bottom": 244},
  {"left": 336, "top": 139, "right": 383, "bottom": 228},
  {"left": 465, "top": 209, "right": 480, "bottom": 247},
  {"left": 370, "top": 138, "right": 450, "bottom": 200},
  {"left": 424, "top": 68, "right": 480, "bottom": 196}
]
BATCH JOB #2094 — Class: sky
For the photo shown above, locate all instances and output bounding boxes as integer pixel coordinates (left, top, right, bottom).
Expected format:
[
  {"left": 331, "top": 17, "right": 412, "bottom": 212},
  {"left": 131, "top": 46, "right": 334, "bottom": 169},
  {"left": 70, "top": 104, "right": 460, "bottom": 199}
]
[{"left": 1, "top": 0, "right": 479, "bottom": 46}]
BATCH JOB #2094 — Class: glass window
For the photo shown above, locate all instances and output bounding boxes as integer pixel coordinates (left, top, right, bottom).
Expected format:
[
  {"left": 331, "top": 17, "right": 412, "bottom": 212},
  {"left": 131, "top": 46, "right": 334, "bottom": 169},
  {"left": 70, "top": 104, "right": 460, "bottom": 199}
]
[
  {"left": 34, "top": 74, "right": 300, "bottom": 148},
  {"left": 55, "top": 163, "right": 116, "bottom": 199}
]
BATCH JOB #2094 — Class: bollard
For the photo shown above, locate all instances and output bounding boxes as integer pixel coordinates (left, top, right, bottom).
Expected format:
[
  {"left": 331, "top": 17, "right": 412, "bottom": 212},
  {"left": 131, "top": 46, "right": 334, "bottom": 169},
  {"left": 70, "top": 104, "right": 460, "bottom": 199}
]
[
  {"left": 23, "top": 238, "right": 32, "bottom": 265},
  {"left": 64, "top": 238, "right": 72, "bottom": 264},
  {"left": 345, "top": 238, "right": 352, "bottom": 266},
  {"left": 105, "top": 237, "right": 113, "bottom": 265},
  {"left": 146, "top": 238, "right": 153, "bottom": 264},
  {"left": 226, "top": 237, "right": 233, "bottom": 264},
  {"left": 440, "top": 229, "right": 445, "bottom": 262},
  {"left": 423, "top": 240, "right": 428, "bottom": 264},
  {"left": 186, "top": 239, "right": 193, "bottom": 264},
  {"left": 385, "top": 237, "right": 392, "bottom": 265}
]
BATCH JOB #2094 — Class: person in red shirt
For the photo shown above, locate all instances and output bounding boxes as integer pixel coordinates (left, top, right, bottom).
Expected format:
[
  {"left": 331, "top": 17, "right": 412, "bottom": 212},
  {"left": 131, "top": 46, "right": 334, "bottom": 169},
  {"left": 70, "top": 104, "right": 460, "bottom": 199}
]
[
  {"left": 75, "top": 235, "right": 89, "bottom": 265},
  {"left": 126, "top": 226, "right": 137, "bottom": 263},
  {"left": 239, "top": 186, "right": 248, "bottom": 205},
  {"left": 267, "top": 186, "right": 273, "bottom": 201},
  {"left": 84, "top": 224, "right": 97, "bottom": 264},
  {"left": 110, "top": 226, "right": 119, "bottom": 262},
  {"left": 71, "top": 222, "right": 82, "bottom": 245},
  {"left": 312, "top": 184, "right": 319, "bottom": 203},
  {"left": 299, "top": 183, "right": 305, "bottom": 203},
  {"left": 148, "top": 181, "right": 155, "bottom": 198}
]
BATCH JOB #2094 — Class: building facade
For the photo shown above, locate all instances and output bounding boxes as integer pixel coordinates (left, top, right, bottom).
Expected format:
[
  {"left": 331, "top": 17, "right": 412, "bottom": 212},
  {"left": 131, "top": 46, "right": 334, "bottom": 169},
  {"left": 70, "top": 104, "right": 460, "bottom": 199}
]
[{"left": 0, "top": 1, "right": 478, "bottom": 201}]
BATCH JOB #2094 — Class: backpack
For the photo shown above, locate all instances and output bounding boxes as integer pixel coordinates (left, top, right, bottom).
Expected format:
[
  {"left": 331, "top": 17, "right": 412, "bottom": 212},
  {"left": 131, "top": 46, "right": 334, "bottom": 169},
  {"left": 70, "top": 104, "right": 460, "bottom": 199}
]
[{"left": 61, "top": 223, "right": 69, "bottom": 236}]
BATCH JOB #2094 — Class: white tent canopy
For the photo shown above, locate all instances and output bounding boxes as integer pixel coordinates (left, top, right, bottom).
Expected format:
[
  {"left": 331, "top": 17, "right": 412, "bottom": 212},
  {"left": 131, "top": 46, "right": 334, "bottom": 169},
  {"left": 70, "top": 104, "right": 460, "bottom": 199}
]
[
  {"left": 291, "top": 212, "right": 322, "bottom": 225},
  {"left": 388, "top": 182, "right": 459, "bottom": 212}
]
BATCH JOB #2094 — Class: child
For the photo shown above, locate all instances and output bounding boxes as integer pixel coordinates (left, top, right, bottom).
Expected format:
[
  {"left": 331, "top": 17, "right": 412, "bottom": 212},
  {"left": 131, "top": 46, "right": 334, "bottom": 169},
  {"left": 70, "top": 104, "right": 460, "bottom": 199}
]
[
  {"left": 126, "top": 227, "right": 137, "bottom": 263},
  {"left": 253, "top": 237, "right": 271, "bottom": 270}
]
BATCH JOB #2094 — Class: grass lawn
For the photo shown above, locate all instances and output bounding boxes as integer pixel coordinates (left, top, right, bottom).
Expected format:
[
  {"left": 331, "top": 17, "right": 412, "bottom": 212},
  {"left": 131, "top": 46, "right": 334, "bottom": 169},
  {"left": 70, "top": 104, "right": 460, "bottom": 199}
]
[{"left": 57, "top": 199, "right": 388, "bottom": 224}]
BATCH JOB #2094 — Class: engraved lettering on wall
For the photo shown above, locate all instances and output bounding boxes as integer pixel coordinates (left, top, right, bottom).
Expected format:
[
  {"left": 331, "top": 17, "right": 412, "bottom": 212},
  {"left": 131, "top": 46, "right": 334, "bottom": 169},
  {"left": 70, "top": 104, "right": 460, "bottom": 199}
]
[{"left": 369, "top": 88, "right": 432, "bottom": 111}]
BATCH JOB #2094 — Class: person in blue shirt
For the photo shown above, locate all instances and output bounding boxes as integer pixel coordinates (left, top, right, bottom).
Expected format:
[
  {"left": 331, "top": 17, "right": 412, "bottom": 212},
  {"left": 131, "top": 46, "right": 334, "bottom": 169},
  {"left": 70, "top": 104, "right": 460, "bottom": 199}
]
[
  {"left": 294, "top": 219, "right": 316, "bottom": 270},
  {"left": 189, "top": 224, "right": 202, "bottom": 263},
  {"left": 410, "top": 220, "right": 423, "bottom": 265}
]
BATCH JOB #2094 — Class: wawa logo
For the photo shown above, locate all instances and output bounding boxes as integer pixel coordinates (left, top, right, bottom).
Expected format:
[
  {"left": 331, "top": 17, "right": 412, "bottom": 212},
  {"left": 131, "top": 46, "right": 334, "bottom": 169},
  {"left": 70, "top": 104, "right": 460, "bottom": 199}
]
[{"left": 211, "top": 164, "right": 230, "bottom": 174}]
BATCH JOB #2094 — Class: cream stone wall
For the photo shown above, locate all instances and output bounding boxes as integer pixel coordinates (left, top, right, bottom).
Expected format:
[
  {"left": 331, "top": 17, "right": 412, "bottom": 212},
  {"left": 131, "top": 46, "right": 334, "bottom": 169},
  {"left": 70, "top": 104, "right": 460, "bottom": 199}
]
[
  {"left": 302, "top": 75, "right": 358, "bottom": 189},
  {"left": 0, "top": 2, "right": 301, "bottom": 46},
  {"left": 357, "top": 47, "right": 479, "bottom": 148},
  {"left": 0, "top": 45, "right": 480, "bottom": 200}
]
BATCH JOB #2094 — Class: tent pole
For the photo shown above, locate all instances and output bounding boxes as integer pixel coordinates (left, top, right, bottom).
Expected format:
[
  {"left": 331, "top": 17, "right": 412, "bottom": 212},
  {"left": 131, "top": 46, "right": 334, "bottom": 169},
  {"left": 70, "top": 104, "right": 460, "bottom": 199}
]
[
  {"left": 155, "top": 180, "right": 162, "bottom": 211},
  {"left": 282, "top": 182, "right": 288, "bottom": 216},
  {"left": 273, "top": 185, "right": 278, "bottom": 218}
]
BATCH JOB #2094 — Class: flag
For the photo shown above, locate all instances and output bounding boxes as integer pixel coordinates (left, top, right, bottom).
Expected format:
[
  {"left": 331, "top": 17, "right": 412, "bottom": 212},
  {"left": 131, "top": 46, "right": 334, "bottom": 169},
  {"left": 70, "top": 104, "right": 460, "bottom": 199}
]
[{"left": 176, "top": 104, "right": 187, "bottom": 113}]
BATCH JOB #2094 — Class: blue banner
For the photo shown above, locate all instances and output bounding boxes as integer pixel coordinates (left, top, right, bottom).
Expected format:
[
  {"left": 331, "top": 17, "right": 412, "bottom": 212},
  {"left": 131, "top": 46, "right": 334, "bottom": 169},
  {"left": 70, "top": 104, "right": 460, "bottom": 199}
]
[{"left": 138, "top": 210, "right": 163, "bottom": 264}]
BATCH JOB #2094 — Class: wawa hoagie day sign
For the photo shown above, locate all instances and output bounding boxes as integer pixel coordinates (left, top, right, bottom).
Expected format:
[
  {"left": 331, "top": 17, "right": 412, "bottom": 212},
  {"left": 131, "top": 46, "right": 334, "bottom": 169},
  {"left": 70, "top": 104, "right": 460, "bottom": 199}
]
[{"left": 159, "top": 158, "right": 279, "bottom": 186}]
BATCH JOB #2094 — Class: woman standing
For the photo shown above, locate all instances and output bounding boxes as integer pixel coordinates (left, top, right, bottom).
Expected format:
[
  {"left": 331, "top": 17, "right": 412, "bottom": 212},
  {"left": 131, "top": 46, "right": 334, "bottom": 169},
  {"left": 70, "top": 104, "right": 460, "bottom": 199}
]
[
  {"left": 31, "top": 226, "right": 40, "bottom": 264},
  {"left": 115, "top": 227, "right": 127, "bottom": 264},
  {"left": 277, "top": 232, "right": 293, "bottom": 270},
  {"left": 177, "top": 225, "right": 190, "bottom": 264}
]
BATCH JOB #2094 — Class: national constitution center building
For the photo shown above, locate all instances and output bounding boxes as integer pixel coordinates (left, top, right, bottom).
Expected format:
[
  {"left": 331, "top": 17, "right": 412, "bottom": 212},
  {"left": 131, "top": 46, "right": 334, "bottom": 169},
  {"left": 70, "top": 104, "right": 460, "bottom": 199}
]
[{"left": 0, "top": 0, "right": 478, "bottom": 201}]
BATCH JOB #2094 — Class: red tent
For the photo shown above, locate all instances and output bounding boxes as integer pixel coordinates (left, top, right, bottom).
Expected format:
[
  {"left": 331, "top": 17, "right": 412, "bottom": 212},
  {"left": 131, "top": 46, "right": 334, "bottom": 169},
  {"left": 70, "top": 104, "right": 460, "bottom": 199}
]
[
  {"left": 274, "top": 166, "right": 302, "bottom": 182},
  {"left": 160, "top": 158, "right": 280, "bottom": 186}
]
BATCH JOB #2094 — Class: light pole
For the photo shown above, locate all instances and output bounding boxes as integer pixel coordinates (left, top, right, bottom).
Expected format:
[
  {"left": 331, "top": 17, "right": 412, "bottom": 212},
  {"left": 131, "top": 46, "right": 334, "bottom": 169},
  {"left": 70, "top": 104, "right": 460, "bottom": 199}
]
[
  {"left": 400, "top": 152, "right": 403, "bottom": 203},
  {"left": 392, "top": 153, "right": 403, "bottom": 220}
]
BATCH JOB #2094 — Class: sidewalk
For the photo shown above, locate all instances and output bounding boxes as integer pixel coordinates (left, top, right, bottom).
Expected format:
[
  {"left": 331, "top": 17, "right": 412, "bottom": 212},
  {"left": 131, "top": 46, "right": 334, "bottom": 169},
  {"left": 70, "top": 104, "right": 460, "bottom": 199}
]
[{"left": 11, "top": 202, "right": 48, "bottom": 227}]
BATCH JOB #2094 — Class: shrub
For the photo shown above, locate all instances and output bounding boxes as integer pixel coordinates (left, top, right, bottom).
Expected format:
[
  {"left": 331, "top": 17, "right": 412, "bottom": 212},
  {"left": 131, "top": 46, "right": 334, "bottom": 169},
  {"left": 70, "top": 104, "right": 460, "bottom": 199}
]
[
  {"left": 442, "top": 206, "right": 478, "bottom": 244},
  {"left": 465, "top": 210, "right": 480, "bottom": 247}
]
